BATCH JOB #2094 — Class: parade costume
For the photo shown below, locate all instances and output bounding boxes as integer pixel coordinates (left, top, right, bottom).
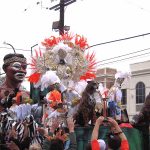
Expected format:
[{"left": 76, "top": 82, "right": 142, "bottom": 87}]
[
  {"left": 28, "top": 33, "right": 97, "bottom": 88},
  {"left": 0, "top": 52, "right": 43, "bottom": 149},
  {"left": 0, "top": 53, "right": 29, "bottom": 109},
  {"left": 28, "top": 33, "right": 99, "bottom": 127},
  {"left": 108, "top": 71, "right": 130, "bottom": 121}
]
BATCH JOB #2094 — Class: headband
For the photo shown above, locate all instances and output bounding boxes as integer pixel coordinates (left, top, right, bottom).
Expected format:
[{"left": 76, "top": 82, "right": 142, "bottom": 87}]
[{"left": 4, "top": 56, "right": 27, "bottom": 65}]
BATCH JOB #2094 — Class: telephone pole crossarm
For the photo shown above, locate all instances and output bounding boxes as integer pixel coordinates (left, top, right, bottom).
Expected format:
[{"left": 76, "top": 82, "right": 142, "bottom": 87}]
[{"left": 50, "top": 0, "right": 76, "bottom": 35}]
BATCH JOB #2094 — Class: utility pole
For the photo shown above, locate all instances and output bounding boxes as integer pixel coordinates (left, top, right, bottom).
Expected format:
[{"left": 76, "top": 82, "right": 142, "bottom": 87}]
[
  {"left": 59, "top": 0, "right": 64, "bottom": 35},
  {"left": 50, "top": 0, "right": 76, "bottom": 35}
]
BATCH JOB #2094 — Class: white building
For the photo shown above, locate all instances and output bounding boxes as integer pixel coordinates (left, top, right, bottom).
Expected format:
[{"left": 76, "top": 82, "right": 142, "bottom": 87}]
[{"left": 122, "top": 60, "right": 150, "bottom": 119}]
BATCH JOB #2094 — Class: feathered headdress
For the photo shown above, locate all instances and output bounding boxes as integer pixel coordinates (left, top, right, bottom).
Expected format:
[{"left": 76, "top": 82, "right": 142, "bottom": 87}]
[
  {"left": 115, "top": 71, "right": 130, "bottom": 79},
  {"left": 28, "top": 33, "right": 98, "bottom": 89}
]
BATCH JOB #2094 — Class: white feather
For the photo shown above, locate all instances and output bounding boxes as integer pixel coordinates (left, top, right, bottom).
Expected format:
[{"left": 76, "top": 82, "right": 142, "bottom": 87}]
[
  {"left": 40, "top": 71, "right": 60, "bottom": 91},
  {"left": 51, "top": 42, "right": 72, "bottom": 53}
]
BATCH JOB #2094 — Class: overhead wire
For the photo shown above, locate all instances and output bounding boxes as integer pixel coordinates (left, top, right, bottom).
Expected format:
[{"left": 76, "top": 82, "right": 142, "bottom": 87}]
[
  {"left": 96, "top": 49, "right": 150, "bottom": 67},
  {"left": 96, "top": 47, "right": 150, "bottom": 63},
  {"left": 0, "top": 46, "right": 31, "bottom": 51},
  {"left": 86, "top": 32, "right": 150, "bottom": 49}
]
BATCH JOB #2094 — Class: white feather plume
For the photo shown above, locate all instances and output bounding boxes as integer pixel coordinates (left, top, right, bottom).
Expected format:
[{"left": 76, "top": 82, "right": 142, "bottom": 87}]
[{"left": 40, "top": 70, "right": 60, "bottom": 91}]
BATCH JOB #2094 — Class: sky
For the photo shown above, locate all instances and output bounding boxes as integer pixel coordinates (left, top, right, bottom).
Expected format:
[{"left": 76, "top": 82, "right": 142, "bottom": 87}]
[{"left": 1, "top": 0, "right": 150, "bottom": 89}]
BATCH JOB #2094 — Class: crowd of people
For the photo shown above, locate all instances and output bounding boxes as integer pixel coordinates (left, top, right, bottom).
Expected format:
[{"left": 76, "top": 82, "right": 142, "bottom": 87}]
[
  {"left": 0, "top": 32, "right": 149, "bottom": 150},
  {"left": 0, "top": 52, "right": 131, "bottom": 150}
]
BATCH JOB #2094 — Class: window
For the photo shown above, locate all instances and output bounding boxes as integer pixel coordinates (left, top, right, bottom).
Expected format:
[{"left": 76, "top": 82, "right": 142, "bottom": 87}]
[
  {"left": 121, "top": 89, "right": 127, "bottom": 105},
  {"left": 136, "top": 82, "right": 145, "bottom": 104}
]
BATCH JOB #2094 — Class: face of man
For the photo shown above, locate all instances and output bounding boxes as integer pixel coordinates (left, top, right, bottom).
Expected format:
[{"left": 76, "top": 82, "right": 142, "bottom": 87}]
[
  {"left": 6, "top": 62, "right": 27, "bottom": 82},
  {"left": 116, "top": 78, "right": 125, "bottom": 85}
]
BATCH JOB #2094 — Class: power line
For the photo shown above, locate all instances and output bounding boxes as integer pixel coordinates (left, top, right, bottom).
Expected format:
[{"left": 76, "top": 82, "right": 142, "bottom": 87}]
[
  {"left": 97, "top": 49, "right": 150, "bottom": 67},
  {"left": 87, "top": 32, "right": 150, "bottom": 49},
  {"left": 0, "top": 47, "right": 31, "bottom": 51},
  {"left": 97, "top": 47, "right": 150, "bottom": 63}
]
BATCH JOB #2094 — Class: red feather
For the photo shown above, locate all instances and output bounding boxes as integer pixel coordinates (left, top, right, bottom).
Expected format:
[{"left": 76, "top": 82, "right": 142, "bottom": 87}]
[
  {"left": 28, "top": 72, "right": 41, "bottom": 83},
  {"left": 75, "top": 35, "right": 89, "bottom": 50},
  {"left": 41, "top": 36, "right": 59, "bottom": 48},
  {"left": 60, "top": 33, "right": 74, "bottom": 41}
]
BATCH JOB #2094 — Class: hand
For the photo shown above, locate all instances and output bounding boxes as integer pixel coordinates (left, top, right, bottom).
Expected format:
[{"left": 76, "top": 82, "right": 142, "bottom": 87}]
[
  {"left": 107, "top": 117, "right": 118, "bottom": 126},
  {"left": 107, "top": 117, "right": 121, "bottom": 132},
  {"left": 107, "top": 117, "right": 127, "bottom": 141},
  {"left": 6, "top": 141, "right": 20, "bottom": 150},
  {"left": 37, "top": 127, "right": 48, "bottom": 136},
  {"left": 67, "top": 117, "right": 75, "bottom": 133}
]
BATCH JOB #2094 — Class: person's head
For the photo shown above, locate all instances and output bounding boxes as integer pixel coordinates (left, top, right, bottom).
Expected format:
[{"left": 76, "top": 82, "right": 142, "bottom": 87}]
[
  {"left": 2, "top": 53, "right": 27, "bottom": 82},
  {"left": 141, "top": 93, "right": 150, "bottom": 121},
  {"left": 115, "top": 71, "right": 129, "bottom": 86},
  {"left": 54, "top": 127, "right": 69, "bottom": 135},
  {"left": 49, "top": 138, "right": 64, "bottom": 150},
  {"left": 97, "top": 139, "right": 106, "bottom": 150},
  {"left": 116, "top": 77, "right": 125, "bottom": 85},
  {"left": 85, "top": 139, "right": 106, "bottom": 150},
  {"left": 29, "top": 143, "right": 42, "bottom": 150},
  {"left": 107, "top": 132, "right": 121, "bottom": 150},
  {"left": 145, "top": 92, "right": 150, "bottom": 106}
]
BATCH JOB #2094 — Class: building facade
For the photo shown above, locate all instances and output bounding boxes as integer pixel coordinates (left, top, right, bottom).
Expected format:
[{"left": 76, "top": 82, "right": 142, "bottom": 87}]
[
  {"left": 126, "top": 60, "right": 150, "bottom": 118},
  {"left": 96, "top": 60, "right": 150, "bottom": 119}
]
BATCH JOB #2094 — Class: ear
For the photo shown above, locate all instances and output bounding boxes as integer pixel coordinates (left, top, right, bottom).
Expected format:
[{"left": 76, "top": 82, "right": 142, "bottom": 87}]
[
  {"left": 2, "top": 64, "right": 8, "bottom": 73},
  {"left": 3, "top": 69, "right": 6, "bottom": 73},
  {"left": 87, "top": 81, "right": 92, "bottom": 84}
]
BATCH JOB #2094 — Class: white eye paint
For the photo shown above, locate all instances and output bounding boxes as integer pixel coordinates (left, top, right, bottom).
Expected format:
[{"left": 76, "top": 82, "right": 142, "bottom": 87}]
[
  {"left": 11, "top": 62, "right": 22, "bottom": 70},
  {"left": 11, "top": 62, "right": 27, "bottom": 71}
]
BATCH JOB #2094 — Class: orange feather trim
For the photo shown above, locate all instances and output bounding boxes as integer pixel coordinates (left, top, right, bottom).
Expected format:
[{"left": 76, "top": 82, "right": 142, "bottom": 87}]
[
  {"left": 47, "top": 90, "right": 62, "bottom": 108},
  {"left": 16, "top": 92, "right": 22, "bottom": 105},
  {"left": 28, "top": 72, "right": 41, "bottom": 83},
  {"left": 80, "top": 72, "right": 96, "bottom": 80}
]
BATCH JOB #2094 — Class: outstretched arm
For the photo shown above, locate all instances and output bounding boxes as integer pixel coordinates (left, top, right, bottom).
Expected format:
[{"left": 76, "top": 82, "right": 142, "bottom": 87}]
[
  {"left": 107, "top": 117, "right": 129, "bottom": 150},
  {"left": 67, "top": 117, "right": 77, "bottom": 150},
  {"left": 91, "top": 116, "right": 104, "bottom": 140}
]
